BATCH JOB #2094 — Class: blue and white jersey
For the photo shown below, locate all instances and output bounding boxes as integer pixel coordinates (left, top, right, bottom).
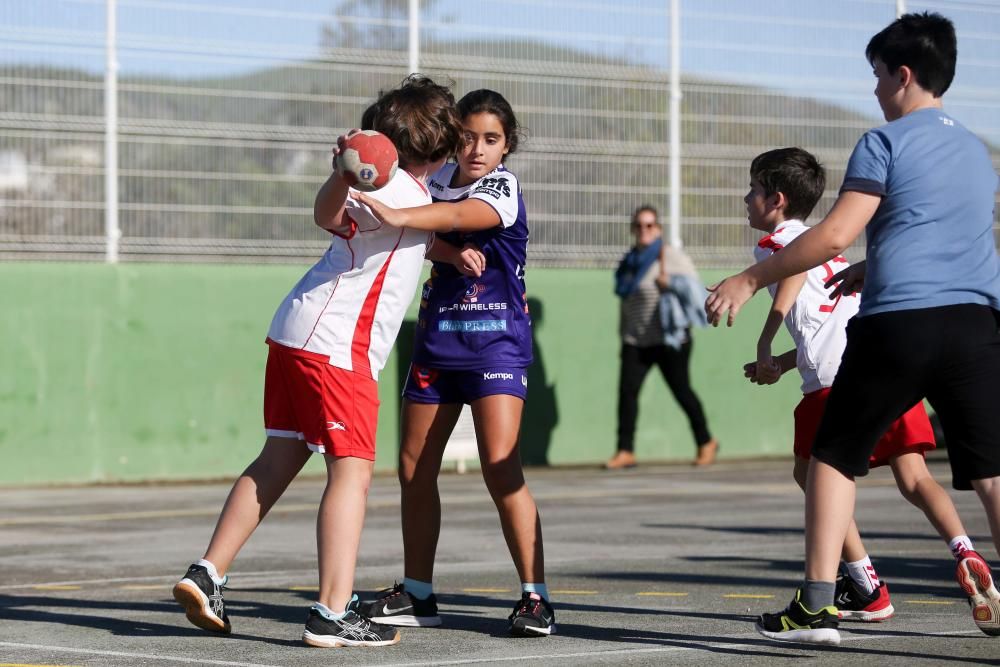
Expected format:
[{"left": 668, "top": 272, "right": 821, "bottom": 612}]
[{"left": 413, "top": 163, "right": 533, "bottom": 369}]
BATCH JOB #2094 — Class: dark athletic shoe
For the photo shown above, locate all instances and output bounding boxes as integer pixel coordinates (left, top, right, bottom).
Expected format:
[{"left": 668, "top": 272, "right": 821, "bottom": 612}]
[
  {"left": 508, "top": 592, "right": 556, "bottom": 636},
  {"left": 172, "top": 564, "right": 231, "bottom": 634},
  {"left": 302, "top": 596, "right": 401, "bottom": 648},
  {"left": 358, "top": 582, "right": 442, "bottom": 627},
  {"left": 755, "top": 589, "right": 840, "bottom": 645},
  {"left": 834, "top": 576, "right": 895, "bottom": 622},
  {"left": 956, "top": 551, "right": 1000, "bottom": 636}
]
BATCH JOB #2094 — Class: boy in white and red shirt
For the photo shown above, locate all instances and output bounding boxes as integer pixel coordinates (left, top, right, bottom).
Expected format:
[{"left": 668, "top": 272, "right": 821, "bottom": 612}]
[
  {"left": 744, "top": 147, "right": 980, "bottom": 627},
  {"left": 172, "top": 75, "right": 480, "bottom": 648}
]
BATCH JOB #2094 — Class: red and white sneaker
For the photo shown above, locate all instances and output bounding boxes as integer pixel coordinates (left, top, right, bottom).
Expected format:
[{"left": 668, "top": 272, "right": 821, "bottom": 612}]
[
  {"left": 834, "top": 576, "right": 895, "bottom": 622},
  {"left": 956, "top": 551, "right": 1000, "bottom": 636}
]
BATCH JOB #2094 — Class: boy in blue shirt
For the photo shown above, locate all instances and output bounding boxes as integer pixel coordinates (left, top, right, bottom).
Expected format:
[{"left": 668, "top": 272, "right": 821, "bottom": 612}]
[{"left": 707, "top": 12, "right": 1000, "bottom": 645}]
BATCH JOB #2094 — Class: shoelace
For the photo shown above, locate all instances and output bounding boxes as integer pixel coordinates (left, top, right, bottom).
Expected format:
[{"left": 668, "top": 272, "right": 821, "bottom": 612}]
[{"left": 512, "top": 597, "right": 539, "bottom": 618}]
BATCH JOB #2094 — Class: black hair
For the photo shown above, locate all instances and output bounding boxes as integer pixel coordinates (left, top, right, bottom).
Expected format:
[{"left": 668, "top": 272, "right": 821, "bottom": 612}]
[
  {"left": 456, "top": 89, "right": 523, "bottom": 154},
  {"left": 750, "top": 148, "right": 826, "bottom": 221},
  {"left": 866, "top": 12, "right": 956, "bottom": 97}
]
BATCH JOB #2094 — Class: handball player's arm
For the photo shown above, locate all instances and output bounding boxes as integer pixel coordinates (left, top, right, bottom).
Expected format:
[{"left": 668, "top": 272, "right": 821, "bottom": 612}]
[
  {"left": 774, "top": 349, "right": 797, "bottom": 375},
  {"left": 426, "top": 238, "right": 486, "bottom": 277},
  {"left": 351, "top": 193, "right": 502, "bottom": 232},
  {"left": 313, "top": 173, "right": 351, "bottom": 231},
  {"left": 706, "top": 190, "right": 879, "bottom": 327},
  {"left": 313, "top": 133, "right": 357, "bottom": 231},
  {"left": 756, "top": 272, "right": 807, "bottom": 384}
]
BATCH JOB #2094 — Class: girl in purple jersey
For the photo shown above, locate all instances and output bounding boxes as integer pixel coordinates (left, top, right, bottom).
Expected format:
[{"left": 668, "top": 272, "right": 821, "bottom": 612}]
[{"left": 352, "top": 90, "right": 555, "bottom": 637}]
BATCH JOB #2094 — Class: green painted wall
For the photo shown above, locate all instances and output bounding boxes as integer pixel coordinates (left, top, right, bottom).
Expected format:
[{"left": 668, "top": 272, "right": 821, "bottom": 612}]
[{"left": 0, "top": 263, "right": 797, "bottom": 485}]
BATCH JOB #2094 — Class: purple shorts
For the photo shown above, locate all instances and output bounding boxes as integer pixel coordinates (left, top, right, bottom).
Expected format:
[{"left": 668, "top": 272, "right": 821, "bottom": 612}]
[{"left": 403, "top": 364, "right": 528, "bottom": 404}]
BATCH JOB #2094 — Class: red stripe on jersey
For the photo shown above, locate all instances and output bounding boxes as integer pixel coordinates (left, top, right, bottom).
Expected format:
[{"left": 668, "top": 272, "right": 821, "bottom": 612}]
[
  {"left": 757, "top": 234, "right": 784, "bottom": 252},
  {"left": 350, "top": 229, "right": 404, "bottom": 377},
  {"left": 404, "top": 170, "right": 429, "bottom": 196}
]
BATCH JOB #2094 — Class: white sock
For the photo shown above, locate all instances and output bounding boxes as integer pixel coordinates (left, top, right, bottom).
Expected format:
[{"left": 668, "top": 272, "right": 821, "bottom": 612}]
[
  {"left": 313, "top": 602, "right": 344, "bottom": 620},
  {"left": 195, "top": 558, "right": 225, "bottom": 585},
  {"left": 845, "top": 556, "right": 879, "bottom": 594},
  {"left": 949, "top": 535, "right": 975, "bottom": 559}
]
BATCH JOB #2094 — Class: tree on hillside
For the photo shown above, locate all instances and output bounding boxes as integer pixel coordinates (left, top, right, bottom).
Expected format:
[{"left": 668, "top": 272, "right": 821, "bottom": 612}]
[{"left": 320, "top": 0, "right": 448, "bottom": 51}]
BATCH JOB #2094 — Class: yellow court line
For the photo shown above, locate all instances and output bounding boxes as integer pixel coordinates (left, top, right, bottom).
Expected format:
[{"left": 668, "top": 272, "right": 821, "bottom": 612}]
[
  {"left": 906, "top": 600, "right": 956, "bottom": 605},
  {"left": 119, "top": 585, "right": 166, "bottom": 591},
  {"left": 289, "top": 586, "right": 319, "bottom": 591},
  {"left": 723, "top": 594, "right": 774, "bottom": 599},
  {"left": 462, "top": 588, "right": 511, "bottom": 593},
  {"left": 637, "top": 592, "right": 689, "bottom": 597},
  {"left": 549, "top": 590, "right": 598, "bottom": 595},
  {"left": 32, "top": 586, "right": 81, "bottom": 591}
]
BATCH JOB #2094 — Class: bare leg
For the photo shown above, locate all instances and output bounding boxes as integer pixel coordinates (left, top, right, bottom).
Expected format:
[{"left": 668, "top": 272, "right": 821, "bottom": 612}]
[
  {"left": 472, "top": 394, "right": 544, "bottom": 583},
  {"left": 203, "top": 436, "right": 311, "bottom": 575},
  {"left": 971, "top": 476, "right": 1000, "bottom": 559},
  {"left": 805, "top": 458, "right": 857, "bottom": 583},
  {"left": 316, "top": 455, "right": 375, "bottom": 612},
  {"left": 793, "top": 457, "right": 867, "bottom": 565},
  {"left": 890, "top": 452, "right": 967, "bottom": 543},
  {"left": 398, "top": 400, "right": 462, "bottom": 583}
]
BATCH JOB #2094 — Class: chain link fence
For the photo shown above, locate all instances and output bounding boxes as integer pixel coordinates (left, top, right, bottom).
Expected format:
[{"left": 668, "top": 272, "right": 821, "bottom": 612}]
[{"left": 1, "top": 0, "right": 997, "bottom": 267}]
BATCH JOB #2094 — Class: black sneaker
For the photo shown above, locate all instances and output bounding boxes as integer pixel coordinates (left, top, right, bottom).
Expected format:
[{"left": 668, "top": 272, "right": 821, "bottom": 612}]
[
  {"left": 358, "top": 582, "right": 442, "bottom": 627},
  {"left": 755, "top": 589, "right": 840, "bottom": 645},
  {"left": 834, "top": 575, "right": 895, "bottom": 622},
  {"left": 508, "top": 592, "right": 556, "bottom": 636},
  {"left": 302, "top": 596, "right": 401, "bottom": 648},
  {"left": 172, "top": 564, "right": 231, "bottom": 634}
]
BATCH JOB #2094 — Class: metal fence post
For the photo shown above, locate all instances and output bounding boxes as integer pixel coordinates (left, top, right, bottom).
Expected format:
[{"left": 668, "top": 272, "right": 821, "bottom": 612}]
[
  {"left": 668, "top": 0, "right": 682, "bottom": 248},
  {"left": 104, "top": 0, "right": 120, "bottom": 263},
  {"left": 408, "top": 0, "right": 420, "bottom": 75}
]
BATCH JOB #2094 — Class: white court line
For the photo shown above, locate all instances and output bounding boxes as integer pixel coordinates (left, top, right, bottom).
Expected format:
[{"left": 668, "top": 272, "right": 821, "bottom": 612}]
[
  {"left": 0, "top": 642, "right": 281, "bottom": 667},
  {"left": 371, "top": 628, "right": 984, "bottom": 667},
  {"left": 0, "top": 628, "right": 983, "bottom": 667}
]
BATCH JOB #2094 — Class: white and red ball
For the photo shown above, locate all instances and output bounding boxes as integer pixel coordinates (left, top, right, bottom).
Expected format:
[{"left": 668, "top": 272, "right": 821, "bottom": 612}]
[{"left": 337, "top": 130, "right": 399, "bottom": 192}]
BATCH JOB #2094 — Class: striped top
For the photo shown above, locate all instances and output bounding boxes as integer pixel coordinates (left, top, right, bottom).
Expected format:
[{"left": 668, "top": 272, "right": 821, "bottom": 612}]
[{"left": 619, "top": 260, "right": 666, "bottom": 347}]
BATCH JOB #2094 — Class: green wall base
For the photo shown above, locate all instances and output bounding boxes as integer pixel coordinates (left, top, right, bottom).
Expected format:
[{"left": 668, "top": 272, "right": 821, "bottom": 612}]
[{"left": 0, "top": 263, "right": 797, "bottom": 485}]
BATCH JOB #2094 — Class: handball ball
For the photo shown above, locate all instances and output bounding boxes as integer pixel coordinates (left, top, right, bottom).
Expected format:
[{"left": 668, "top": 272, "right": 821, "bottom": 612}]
[{"left": 337, "top": 130, "right": 398, "bottom": 192}]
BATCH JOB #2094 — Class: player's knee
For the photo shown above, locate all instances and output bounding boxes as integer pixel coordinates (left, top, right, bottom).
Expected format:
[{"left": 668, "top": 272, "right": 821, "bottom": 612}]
[{"left": 481, "top": 459, "right": 525, "bottom": 497}]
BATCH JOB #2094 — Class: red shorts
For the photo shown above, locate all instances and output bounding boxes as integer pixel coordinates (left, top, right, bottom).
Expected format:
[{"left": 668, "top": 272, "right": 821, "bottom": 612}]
[
  {"left": 793, "top": 387, "right": 935, "bottom": 468},
  {"left": 263, "top": 340, "right": 379, "bottom": 460}
]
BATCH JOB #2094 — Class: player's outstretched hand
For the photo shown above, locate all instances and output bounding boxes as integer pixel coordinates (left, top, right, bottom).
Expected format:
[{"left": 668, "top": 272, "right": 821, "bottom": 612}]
[
  {"left": 350, "top": 191, "right": 407, "bottom": 228},
  {"left": 456, "top": 243, "right": 486, "bottom": 277},
  {"left": 331, "top": 128, "right": 362, "bottom": 171},
  {"left": 705, "top": 273, "right": 755, "bottom": 327},
  {"left": 825, "top": 260, "right": 865, "bottom": 299}
]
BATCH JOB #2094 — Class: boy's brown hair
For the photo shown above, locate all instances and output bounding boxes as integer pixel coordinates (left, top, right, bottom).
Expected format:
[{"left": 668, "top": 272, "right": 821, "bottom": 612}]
[{"left": 361, "top": 75, "right": 464, "bottom": 169}]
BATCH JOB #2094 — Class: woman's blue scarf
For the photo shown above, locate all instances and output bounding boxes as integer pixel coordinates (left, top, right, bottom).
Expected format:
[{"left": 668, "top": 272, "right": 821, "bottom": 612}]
[{"left": 614, "top": 237, "right": 662, "bottom": 297}]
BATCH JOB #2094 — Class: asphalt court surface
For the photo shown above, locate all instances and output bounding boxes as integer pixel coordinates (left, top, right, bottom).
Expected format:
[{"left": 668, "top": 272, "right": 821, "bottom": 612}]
[{"left": 1, "top": 457, "right": 998, "bottom": 666}]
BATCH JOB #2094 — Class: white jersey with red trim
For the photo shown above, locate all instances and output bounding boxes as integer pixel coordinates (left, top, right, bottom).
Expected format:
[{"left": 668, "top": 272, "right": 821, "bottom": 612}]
[
  {"left": 753, "top": 220, "right": 860, "bottom": 394},
  {"left": 267, "top": 171, "right": 433, "bottom": 381}
]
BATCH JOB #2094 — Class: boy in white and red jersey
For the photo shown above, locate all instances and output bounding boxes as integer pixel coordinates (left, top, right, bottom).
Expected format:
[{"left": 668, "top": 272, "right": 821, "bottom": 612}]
[
  {"left": 172, "top": 75, "right": 476, "bottom": 648},
  {"left": 743, "top": 147, "right": 982, "bottom": 632}
]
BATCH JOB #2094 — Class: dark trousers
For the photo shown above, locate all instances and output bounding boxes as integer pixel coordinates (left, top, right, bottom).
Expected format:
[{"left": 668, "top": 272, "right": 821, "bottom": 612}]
[{"left": 616, "top": 340, "right": 712, "bottom": 452}]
